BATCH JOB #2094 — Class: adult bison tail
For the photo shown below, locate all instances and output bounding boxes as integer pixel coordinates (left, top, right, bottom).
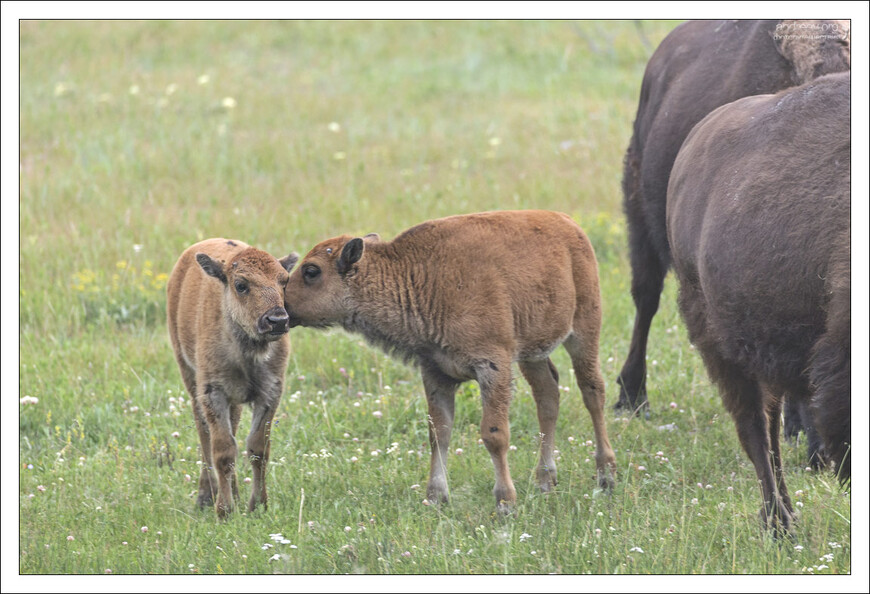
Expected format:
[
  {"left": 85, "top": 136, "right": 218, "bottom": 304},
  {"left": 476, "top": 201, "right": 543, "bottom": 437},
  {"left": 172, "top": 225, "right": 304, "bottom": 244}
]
[{"left": 808, "top": 278, "right": 851, "bottom": 484}]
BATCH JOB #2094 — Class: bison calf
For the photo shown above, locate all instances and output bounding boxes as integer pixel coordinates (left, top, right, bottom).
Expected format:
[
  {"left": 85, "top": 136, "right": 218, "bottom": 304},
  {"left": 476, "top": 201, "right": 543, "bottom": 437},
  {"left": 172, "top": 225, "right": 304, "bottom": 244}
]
[
  {"left": 667, "top": 72, "right": 850, "bottom": 532},
  {"left": 283, "top": 210, "right": 616, "bottom": 512},
  {"left": 167, "top": 238, "right": 298, "bottom": 518}
]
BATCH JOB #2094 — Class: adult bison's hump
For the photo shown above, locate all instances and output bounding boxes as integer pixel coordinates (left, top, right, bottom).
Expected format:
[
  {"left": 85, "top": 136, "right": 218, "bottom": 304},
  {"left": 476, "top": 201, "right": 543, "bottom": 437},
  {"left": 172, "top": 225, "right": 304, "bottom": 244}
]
[{"left": 667, "top": 72, "right": 850, "bottom": 387}]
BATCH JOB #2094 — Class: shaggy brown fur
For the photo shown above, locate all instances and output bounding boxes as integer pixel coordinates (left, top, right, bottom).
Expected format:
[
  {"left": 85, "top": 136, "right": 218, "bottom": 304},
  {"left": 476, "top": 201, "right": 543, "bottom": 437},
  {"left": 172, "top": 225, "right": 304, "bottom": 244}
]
[
  {"left": 617, "top": 19, "right": 850, "bottom": 415},
  {"left": 666, "top": 72, "right": 850, "bottom": 533},
  {"left": 283, "top": 210, "right": 616, "bottom": 512},
  {"left": 167, "top": 238, "right": 297, "bottom": 518}
]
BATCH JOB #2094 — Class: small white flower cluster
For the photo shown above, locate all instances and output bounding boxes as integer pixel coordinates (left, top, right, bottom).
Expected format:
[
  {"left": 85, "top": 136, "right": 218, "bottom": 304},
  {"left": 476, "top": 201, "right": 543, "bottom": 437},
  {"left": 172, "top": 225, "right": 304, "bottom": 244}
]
[
  {"left": 20, "top": 395, "right": 39, "bottom": 405},
  {"left": 270, "top": 533, "right": 292, "bottom": 545},
  {"left": 302, "top": 448, "right": 333, "bottom": 459},
  {"left": 167, "top": 394, "right": 185, "bottom": 418}
]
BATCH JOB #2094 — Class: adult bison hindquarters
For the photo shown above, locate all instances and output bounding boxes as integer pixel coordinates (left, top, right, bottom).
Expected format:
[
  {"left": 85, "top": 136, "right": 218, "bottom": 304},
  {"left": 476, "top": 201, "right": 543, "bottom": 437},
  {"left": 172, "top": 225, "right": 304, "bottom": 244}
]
[
  {"left": 167, "top": 238, "right": 298, "bottom": 518},
  {"left": 666, "top": 72, "right": 850, "bottom": 532},
  {"left": 283, "top": 210, "right": 616, "bottom": 513},
  {"left": 616, "top": 19, "right": 850, "bottom": 413}
]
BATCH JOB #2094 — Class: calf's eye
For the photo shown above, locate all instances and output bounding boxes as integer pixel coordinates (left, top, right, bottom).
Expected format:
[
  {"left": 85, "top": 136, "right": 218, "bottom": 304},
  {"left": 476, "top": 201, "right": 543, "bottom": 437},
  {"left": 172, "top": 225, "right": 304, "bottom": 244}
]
[
  {"left": 235, "top": 280, "right": 249, "bottom": 294},
  {"left": 303, "top": 265, "right": 321, "bottom": 282}
]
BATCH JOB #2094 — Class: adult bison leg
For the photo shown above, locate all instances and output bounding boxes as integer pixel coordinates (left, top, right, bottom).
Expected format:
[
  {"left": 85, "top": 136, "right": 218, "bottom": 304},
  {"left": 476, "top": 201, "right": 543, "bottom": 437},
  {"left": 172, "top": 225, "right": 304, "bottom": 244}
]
[
  {"left": 617, "top": 187, "right": 667, "bottom": 414},
  {"left": 565, "top": 334, "right": 616, "bottom": 490},
  {"left": 476, "top": 356, "right": 517, "bottom": 513},
  {"left": 246, "top": 398, "right": 278, "bottom": 512},
  {"left": 421, "top": 364, "right": 459, "bottom": 505},
  {"left": 763, "top": 385, "right": 793, "bottom": 516},
  {"left": 518, "top": 358, "right": 561, "bottom": 492},
  {"left": 797, "top": 397, "right": 825, "bottom": 470},
  {"left": 783, "top": 395, "right": 825, "bottom": 470},
  {"left": 722, "top": 373, "right": 792, "bottom": 534},
  {"left": 782, "top": 396, "right": 802, "bottom": 443}
]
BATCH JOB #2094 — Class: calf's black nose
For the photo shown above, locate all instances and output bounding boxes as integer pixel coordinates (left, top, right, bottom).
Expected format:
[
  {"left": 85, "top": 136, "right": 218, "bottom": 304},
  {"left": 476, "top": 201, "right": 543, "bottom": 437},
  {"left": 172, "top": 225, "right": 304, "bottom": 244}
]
[{"left": 260, "top": 307, "right": 290, "bottom": 334}]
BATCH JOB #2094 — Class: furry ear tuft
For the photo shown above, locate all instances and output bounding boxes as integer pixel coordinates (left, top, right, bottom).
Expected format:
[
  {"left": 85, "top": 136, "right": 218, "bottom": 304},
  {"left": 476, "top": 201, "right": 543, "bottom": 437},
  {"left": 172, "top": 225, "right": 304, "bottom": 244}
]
[
  {"left": 196, "top": 253, "right": 228, "bottom": 284},
  {"left": 337, "top": 238, "right": 364, "bottom": 275},
  {"left": 280, "top": 252, "right": 299, "bottom": 273}
]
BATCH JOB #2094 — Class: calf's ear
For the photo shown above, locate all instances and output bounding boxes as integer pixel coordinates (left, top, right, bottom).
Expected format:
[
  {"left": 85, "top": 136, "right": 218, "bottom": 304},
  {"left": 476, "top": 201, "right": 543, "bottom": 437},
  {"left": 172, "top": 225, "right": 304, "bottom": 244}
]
[
  {"left": 280, "top": 252, "right": 299, "bottom": 272},
  {"left": 364, "top": 233, "right": 381, "bottom": 243},
  {"left": 195, "top": 253, "right": 227, "bottom": 284},
  {"left": 337, "top": 237, "right": 364, "bottom": 275}
]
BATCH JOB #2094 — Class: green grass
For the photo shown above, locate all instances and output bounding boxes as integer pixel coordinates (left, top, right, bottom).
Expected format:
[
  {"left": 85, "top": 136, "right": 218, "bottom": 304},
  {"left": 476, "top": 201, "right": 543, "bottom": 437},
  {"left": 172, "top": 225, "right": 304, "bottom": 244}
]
[{"left": 16, "top": 20, "right": 851, "bottom": 576}]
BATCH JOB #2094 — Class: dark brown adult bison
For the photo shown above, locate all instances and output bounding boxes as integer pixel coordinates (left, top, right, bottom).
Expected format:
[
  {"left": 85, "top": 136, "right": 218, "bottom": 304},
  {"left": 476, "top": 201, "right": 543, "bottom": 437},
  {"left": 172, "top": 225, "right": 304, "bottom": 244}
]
[
  {"left": 666, "top": 72, "right": 850, "bottom": 532},
  {"left": 616, "top": 19, "right": 850, "bottom": 415},
  {"left": 167, "top": 238, "right": 298, "bottom": 518},
  {"left": 283, "top": 210, "right": 616, "bottom": 513}
]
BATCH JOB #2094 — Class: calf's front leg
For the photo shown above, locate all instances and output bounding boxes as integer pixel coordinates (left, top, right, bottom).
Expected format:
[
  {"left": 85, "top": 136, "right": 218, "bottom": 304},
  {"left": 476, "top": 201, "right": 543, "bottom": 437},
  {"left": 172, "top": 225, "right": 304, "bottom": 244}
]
[
  {"left": 246, "top": 397, "right": 279, "bottom": 512},
  {"left": 200, "top": 385, "right": 238, "bottom": 519},
  {"left": 421, "top": 364, "right": 459, "bottom": 505}
]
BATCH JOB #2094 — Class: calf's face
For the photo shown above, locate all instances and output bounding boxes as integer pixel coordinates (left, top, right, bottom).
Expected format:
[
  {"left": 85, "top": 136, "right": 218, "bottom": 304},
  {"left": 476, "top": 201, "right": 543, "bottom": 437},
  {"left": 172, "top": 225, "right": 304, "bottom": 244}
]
[
  {"left": 196, "top": 248, "right": 298, "bottom": 341},
  {"left": 283, "top": 235, "right": 365, "bottom": 328}
]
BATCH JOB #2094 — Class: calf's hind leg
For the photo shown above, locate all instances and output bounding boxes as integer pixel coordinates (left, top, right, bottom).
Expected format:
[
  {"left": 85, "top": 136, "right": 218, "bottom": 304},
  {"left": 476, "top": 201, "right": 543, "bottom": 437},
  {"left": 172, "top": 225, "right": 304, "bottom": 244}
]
[
  {"left": 564, "top": 334, "right": 616, "bottom": 489},
  {"left": 476, "top": 356, "right": 517, "bottom": 513},
  {"left": 193, "top": 402, "right": 217, "bottom": 509},
  {"left": 177, "top": 362, "right": 216, "bottom": 510},
  {"left": 230, "top": 403, "right": 242, "bottom": 503},
  {"left": 518, "top": 358, "right": 560, "bottom": 492}
]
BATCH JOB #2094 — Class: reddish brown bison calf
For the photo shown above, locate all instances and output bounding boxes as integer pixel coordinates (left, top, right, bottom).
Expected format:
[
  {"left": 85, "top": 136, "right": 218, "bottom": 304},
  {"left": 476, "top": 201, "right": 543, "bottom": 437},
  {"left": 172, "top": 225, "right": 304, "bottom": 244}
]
[
  {"left": 283, "top": 210, "right": 616, "bottom": 512},
  {"left": 167, "top": 238, "right": 298, "bottom": 518},
  {"left": 667, "top": 72, "right": 851, "bottom": 533}
]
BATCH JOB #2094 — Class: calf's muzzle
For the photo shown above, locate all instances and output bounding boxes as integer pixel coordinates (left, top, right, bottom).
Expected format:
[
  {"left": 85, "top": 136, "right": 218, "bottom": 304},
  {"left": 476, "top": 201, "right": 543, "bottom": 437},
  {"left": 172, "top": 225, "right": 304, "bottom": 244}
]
[{"left": 258, "top": 306, "right": 290, "bottom": 336}]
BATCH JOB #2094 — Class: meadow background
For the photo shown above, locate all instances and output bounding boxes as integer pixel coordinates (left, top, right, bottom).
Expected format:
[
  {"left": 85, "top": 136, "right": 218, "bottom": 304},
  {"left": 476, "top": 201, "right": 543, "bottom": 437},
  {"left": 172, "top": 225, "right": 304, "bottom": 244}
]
[{"left": 15, "top": 19, "right": 853, "bottom": 577}]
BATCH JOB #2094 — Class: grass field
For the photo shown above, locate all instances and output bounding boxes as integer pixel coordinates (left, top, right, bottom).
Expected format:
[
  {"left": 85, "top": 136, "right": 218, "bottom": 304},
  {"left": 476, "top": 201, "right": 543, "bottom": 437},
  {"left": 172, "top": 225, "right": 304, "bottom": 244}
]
[{"left": 13, "top": 19, "right": 854, "bottom": 578}]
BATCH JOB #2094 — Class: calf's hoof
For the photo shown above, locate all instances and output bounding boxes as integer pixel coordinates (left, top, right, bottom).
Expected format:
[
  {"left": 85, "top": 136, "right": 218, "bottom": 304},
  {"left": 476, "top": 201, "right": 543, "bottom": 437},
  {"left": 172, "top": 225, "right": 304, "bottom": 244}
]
[
  {"left": 597, "top": 469, "right": 616, "bottom": 492},
  {"left": 196, "top": 492, "right": 215, "bottom": 510},
  {"left": 426, "top": 480, "right": 449, "bottom": 505},
  {"left": 536, "top": 467, "right": 558, "bottom": 493},
  {"left": 493, "top": 485, "right": 517, "bottom": 515},
  {"left": 215, "top": 500, "right": 234, "bottom": 520},
  {"left": 495, "top": 499, "right": 515, "bottom": 517},
  {"left": 248, "top": 496, "right": 267, "bottom": 513}
]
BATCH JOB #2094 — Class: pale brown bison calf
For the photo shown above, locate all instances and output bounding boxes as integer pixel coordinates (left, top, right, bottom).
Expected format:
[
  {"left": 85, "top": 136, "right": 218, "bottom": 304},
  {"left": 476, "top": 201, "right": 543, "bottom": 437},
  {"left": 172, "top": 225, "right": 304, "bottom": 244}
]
[
  {"left": 167, "top": 238, "right": 298, "bottom": 518},
  {"left": 283, "top": 210, "right": 616, "bottom": 512}
]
